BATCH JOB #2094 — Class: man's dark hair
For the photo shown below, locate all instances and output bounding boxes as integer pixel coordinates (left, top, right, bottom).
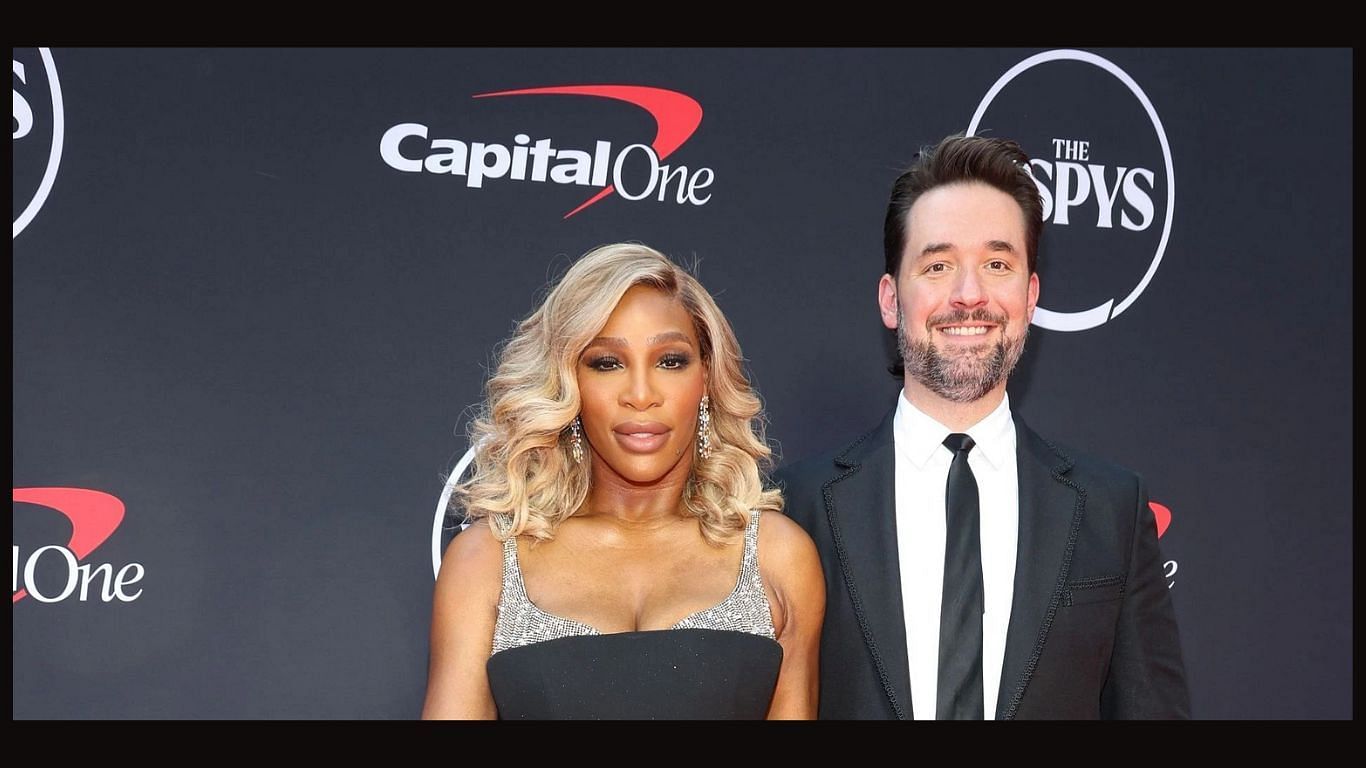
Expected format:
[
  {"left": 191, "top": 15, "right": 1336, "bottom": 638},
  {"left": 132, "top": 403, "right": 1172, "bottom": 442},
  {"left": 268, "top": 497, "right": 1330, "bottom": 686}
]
[{"left": 883, "top": 134, "right": 1043, "bottom": 279}]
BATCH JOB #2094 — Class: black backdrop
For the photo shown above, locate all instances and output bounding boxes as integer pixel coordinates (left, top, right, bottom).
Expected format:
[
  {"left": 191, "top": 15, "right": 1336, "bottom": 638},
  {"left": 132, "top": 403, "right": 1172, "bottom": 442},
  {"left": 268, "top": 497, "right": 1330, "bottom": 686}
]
[{"left": 12, "top": 47, "right": 1351, "bottom": 719}]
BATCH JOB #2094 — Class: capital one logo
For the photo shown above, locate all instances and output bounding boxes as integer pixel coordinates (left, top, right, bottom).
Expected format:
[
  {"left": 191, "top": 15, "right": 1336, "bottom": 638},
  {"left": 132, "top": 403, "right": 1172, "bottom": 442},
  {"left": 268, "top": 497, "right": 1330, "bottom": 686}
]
[
  {"left": 1150, "top": 500, "right": 1179, "bottom": 589},
  {"left": 381, "top": 85, "right": 713, "bottom": 219},
  {"left": 968, "top": 49, "right": 1175, "bottom": 332},
  {"left": 13, "top": 47, "right": 64, "bottom": 239},
  {"left": 13, "top": 488, "right": 145, "bottom": 603}
]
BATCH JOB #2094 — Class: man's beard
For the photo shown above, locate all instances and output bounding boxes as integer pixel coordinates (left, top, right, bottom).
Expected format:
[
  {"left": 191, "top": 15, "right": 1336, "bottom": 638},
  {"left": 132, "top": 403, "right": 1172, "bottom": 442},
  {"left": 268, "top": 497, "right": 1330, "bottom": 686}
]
[{"left": 897, "top": 305, "right": 1028, "bottom": 403}]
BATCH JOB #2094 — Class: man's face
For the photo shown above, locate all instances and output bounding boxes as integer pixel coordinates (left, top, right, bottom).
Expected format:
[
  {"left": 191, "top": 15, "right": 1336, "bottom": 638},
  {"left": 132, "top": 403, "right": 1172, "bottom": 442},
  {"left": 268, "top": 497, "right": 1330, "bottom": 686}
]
[{"left": 878, "top": 181, "right": 1040, "bottom": 403}]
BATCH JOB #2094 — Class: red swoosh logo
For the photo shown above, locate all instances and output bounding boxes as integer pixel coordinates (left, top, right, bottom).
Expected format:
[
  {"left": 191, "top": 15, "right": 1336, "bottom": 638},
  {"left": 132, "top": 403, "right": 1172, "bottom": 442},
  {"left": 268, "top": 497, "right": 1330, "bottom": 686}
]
[
  {"left": 473, "top": 85, "right": 704, "bottom": 219},
  {"left": 13, "top": 487, "right": 125, "bottom": 603},
  {"left": 1149, "top": 501, "right": 1172, "bottom": 539}
]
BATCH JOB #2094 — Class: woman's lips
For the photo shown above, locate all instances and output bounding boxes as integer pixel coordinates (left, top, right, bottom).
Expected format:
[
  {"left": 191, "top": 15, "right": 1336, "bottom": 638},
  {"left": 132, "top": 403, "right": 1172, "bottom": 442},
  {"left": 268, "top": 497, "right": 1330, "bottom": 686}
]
[{"left": 612, "top": 422, "right": 671, "bottom": 453}]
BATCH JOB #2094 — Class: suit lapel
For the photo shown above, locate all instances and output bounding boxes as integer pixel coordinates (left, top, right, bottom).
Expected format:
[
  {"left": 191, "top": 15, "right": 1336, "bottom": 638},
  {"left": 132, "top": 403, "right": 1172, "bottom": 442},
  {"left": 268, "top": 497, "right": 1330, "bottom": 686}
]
[
  {"left": 996, "top": 415, "right": 1082, "bottom": 719},
  {"left": 823, "top": 411, "right": 914, "bottom": 719}
]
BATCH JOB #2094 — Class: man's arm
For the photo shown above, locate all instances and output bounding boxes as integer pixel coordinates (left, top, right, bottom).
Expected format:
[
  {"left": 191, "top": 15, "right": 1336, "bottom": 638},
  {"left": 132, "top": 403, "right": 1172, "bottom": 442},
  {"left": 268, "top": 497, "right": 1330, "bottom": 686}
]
[{"left": 1100, "top": 476, "right": 1191, "bottom": 718}]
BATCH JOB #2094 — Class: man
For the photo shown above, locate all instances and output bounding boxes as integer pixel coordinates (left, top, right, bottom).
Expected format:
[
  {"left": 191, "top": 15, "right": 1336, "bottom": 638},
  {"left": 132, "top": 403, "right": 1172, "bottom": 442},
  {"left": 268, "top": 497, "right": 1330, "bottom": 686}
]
[{"left": 777, "top": 134, "right": 1189, "bottom": 719}]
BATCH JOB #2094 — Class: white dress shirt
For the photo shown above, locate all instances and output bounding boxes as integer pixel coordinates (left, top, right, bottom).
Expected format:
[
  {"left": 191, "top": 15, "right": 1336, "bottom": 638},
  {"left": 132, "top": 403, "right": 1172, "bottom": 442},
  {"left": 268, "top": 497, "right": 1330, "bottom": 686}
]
[{"left": 893, "top": 391, "right": 1019, "bottom": 720}]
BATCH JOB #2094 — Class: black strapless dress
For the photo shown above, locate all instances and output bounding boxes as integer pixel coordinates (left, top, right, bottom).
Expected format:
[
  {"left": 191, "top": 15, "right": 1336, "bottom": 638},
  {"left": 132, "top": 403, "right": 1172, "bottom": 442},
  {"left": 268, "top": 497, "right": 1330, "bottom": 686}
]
[{"left": 487, "top": 628, "right": 783, "bottom": 720}]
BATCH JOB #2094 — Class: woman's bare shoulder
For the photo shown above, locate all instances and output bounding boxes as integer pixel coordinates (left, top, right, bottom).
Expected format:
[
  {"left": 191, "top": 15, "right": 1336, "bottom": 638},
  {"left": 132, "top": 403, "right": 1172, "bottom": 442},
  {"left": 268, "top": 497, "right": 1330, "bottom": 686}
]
[
  {"left": 435, "top": 518, "right": 506, "bottom": 596},
  {"left": 756, "top": 511, "right": 821, "bottom": 578}
]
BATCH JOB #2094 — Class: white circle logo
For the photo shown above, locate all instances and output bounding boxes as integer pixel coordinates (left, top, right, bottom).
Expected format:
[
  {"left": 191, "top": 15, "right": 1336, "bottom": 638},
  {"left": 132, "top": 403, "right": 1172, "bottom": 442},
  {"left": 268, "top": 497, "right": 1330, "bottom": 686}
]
[
  {"left": 968, "top": 49, "right": 1174, "bottom": 332},
  {"left": 431, "top": 446, "right": 477, "bottom": 579},
  {"left": 13, "top": 48, "right": 64, "bottom": 239}
]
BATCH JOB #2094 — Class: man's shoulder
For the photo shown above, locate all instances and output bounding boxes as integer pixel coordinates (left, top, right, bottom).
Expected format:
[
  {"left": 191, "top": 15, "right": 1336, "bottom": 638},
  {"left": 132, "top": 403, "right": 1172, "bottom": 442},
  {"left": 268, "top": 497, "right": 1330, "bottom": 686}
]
[
  {"left": 772, "top": 445, "right": 844, "bottom": 493},
  {"left": 773, "top": 416, "right": 892, "bottom": 494},
  {"left": 1018, "top": 419, "right": 1144, "bottom": 492}
]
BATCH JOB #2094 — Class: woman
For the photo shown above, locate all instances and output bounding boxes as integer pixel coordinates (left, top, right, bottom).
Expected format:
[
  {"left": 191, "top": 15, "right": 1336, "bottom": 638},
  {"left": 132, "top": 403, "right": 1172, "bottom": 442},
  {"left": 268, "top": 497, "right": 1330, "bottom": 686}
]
[{"left": 422, "top": 243, "right": 825, "bottom": 719}]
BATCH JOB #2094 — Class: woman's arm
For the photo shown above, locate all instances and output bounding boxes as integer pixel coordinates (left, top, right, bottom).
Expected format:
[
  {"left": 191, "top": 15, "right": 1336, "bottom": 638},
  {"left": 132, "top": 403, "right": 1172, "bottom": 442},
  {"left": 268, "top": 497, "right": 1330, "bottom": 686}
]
[
  {"left": 420, "top": 520, "right": 504, "bottom": 719},
  {"left": 759, "top": 511, "right": 826, "bottom": 720}
]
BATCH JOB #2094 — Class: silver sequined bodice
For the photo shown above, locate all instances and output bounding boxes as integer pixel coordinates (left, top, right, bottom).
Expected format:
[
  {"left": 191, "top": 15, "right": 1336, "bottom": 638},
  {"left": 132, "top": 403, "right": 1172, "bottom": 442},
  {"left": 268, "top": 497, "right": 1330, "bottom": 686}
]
[{"left": 491, "top": 511, "right": 776, "bottom": 656}]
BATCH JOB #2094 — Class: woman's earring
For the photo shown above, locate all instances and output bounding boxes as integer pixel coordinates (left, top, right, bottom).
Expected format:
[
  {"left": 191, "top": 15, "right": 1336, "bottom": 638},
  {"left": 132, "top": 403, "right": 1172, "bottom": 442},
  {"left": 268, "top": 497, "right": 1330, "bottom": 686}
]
[
  {"left": 697, "top": 396, "right": 712, "bottom": 460},
  {"left": 568, "top": 416, "right": 585, "bottom": 464}
]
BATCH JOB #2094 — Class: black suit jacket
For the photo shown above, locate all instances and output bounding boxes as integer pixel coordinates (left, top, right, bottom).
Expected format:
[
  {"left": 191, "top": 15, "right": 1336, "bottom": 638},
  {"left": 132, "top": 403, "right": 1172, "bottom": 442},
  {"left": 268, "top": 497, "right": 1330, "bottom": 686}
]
[{"left": 776, "top": 407, "right": 1190, "bottom": 719}]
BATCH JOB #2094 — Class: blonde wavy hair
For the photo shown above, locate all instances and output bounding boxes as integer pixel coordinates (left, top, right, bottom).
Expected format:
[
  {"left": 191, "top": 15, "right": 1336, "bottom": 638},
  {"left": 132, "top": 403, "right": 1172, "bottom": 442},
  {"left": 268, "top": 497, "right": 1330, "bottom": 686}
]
[{"left": 454, "top": 243, "right": 782, "bottom": 546}]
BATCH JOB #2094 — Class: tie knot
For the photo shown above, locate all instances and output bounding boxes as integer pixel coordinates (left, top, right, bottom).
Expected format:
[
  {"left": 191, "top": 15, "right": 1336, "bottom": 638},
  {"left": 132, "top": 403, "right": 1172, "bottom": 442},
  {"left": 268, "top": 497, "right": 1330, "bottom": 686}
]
[{"left": 943, "top": 433, "right": 975, "bottom": 455}]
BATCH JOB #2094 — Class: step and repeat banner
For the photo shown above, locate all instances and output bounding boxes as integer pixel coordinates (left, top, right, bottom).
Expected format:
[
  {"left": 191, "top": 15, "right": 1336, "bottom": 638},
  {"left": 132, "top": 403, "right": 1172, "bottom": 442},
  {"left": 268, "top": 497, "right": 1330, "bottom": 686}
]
[{"left": 12, "top": 48, "right": 1350, "bottom": 719}]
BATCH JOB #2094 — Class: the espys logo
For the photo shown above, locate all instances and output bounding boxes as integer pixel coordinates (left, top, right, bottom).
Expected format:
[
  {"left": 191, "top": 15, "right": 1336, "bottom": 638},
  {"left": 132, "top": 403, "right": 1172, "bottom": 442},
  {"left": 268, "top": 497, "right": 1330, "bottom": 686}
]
[
  {"left": 13, "top": 48, "right": 64, "bottom": 239},
  {"left": 968, "top": 49, "right": 1174, "bottom": 332},
  {"left": 381, "top": 85, "right": 712, "bottom": 219},
  {"left": 13, "top": 488, "right": 145, "bottom": 604}
]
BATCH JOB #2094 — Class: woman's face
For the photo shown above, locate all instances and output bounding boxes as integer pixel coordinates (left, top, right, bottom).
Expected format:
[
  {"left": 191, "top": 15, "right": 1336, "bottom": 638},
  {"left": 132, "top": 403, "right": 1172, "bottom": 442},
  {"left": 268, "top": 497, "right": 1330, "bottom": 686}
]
[{"left": 576, "top": 284, "right": 707, "bottom": 486}]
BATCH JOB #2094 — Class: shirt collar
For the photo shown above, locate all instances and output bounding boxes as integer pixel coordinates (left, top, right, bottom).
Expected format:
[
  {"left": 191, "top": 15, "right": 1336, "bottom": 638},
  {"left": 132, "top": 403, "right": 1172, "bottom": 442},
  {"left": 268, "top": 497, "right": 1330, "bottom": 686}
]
[{"left": 893, "top": 390, "right": 1015, "bottom": 471}]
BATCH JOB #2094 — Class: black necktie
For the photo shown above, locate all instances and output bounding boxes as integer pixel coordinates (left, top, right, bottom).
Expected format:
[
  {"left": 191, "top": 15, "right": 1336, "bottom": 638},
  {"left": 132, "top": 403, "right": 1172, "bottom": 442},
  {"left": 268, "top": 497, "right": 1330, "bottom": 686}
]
[{"left": 937, "top": 432, "right": 984, "bottom": 720}]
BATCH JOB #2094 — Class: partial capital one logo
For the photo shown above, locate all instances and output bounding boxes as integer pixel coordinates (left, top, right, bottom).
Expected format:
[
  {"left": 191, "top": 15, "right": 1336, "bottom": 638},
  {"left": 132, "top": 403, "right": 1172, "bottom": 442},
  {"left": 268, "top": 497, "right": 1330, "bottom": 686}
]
[
  {"left": 1150, "top": 500, "right": 1178, "bottom": 589},
  {"left": 968, "top": 49, "right": 1174, "bottom": 332},
  {"left": 13, "top": 487, "right": 145, "bottom": 604},
  {"left": 13, "top": 47, "right": 64, "bottom": 239},
  {"left": 381, "top": 85, "right": 713, "bottom": 219}
]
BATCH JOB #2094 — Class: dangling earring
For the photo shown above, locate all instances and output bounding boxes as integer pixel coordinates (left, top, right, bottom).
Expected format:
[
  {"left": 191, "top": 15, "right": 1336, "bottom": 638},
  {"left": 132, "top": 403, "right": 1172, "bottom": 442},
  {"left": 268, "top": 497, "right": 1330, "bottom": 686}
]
[
  {"left": 567, "top": 416, "right": 585, "bottom": 464},
  {"left": 697, "top": 395, "right": 712, "bottom": 460}
]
